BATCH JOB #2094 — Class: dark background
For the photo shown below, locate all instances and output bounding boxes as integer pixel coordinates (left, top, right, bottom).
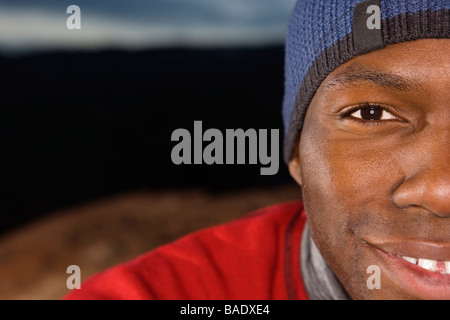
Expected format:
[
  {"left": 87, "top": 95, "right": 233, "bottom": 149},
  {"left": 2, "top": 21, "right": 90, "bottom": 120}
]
[{"left": 0, "top": 46, "right": 291, "bottom": 236}]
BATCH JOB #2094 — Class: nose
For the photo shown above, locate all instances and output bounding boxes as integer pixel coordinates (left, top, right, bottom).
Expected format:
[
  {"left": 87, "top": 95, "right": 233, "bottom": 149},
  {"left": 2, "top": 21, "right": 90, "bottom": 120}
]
[{"left": 392, "top": 156, "right": 450, "bottom": 218}]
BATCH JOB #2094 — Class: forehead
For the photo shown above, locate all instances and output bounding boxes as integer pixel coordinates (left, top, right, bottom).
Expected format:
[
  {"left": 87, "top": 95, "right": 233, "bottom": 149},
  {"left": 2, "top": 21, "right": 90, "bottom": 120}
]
[
  {"left": 318, "top": 39, "right": 450, "bottom": 95},
  {"left": 321, "top": 64, "right": 422, "bottom": 93}
]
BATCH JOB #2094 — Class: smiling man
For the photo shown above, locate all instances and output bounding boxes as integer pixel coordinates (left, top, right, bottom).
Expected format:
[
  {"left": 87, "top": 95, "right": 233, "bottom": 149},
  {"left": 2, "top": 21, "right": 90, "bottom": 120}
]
[
  {"left": 289, "top": 40, "right": 450, "bottom": 300},
  {"left": 283, "top": 0, "right": 449, "bottom": 300},
  {"left": 64, "top": 0, "right": 449, "bottom": 300}
]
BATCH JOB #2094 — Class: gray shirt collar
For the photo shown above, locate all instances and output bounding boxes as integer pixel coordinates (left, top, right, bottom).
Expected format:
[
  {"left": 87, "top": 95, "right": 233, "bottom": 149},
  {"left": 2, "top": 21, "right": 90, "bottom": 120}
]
[{"left": 300, "top": 224, "right": 350, "bottom": 300}]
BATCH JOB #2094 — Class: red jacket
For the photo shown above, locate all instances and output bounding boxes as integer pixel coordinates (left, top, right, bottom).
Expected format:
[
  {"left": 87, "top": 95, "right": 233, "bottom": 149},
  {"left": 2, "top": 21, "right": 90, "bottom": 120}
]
[{"left": 64, "top": 201, "right": 309, "bottom": 300}]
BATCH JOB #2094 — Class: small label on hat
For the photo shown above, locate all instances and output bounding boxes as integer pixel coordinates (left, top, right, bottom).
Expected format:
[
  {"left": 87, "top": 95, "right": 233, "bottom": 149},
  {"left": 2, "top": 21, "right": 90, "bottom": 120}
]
[{"left": 353, "top": 0, "right": 384, "bottom": 55}]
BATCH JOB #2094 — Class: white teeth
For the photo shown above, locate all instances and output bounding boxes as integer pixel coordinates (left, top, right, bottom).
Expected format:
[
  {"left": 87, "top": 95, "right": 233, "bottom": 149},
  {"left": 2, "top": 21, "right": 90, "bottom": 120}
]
[
  {"left": 418, "top": 258, "right": 437, "bottom": 272},
  {"left": 445, "top": 262, "right": 450, "bottom": 275},
  {"left": 399, "top": 256, "right": 450, "bottom": 274},
  {"left": 401, "top": 256, "right": 417, "bottom": 264}
]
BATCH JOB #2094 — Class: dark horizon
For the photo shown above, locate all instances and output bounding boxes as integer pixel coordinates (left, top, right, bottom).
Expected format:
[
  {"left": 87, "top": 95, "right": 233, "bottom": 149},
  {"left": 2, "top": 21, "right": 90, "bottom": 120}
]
[{"left": 0, "top": 45, "right": 292, "bottom": 236}]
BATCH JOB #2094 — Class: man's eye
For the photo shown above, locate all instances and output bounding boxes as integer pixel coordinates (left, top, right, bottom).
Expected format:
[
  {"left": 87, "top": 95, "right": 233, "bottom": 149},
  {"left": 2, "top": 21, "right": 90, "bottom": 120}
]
[{"left": 350, "top": 106, "right": 397, "bottom": 121}]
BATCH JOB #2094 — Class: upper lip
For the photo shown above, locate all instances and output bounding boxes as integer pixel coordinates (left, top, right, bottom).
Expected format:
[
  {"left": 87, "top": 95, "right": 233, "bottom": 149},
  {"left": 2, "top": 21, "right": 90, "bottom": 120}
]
[{"left": 364, "top": 239, "right": 450, "bottom": 261}]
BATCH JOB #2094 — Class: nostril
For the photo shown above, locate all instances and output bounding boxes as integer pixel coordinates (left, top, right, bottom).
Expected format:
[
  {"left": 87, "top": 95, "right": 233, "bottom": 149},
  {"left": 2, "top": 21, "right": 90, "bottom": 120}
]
[
  {"left": 391, "top": 179, "right": 424, "bottom": 208},
  {"left": 392, "top": 178, "right": 450, "bottom": 218}
]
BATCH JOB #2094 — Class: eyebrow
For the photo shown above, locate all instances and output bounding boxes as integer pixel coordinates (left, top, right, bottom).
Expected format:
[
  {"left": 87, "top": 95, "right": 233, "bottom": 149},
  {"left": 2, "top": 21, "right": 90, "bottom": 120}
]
[{"left": 322, "top": 65, "right": 422, "bottom": 92}]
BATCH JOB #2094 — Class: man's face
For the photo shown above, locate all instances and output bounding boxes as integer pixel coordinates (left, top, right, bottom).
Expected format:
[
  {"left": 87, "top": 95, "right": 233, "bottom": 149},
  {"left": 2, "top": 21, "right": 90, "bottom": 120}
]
[{"left": 289, "top": 39, "right": 450, "bottom": 300}]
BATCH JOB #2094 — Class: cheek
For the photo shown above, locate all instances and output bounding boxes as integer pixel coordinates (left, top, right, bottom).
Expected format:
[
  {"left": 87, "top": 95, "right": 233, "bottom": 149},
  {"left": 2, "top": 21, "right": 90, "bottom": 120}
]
[
  {"left": 298, "top": 127, "right": 352, "bottom": 252},
  {"left": 300, "top": 131, "right": 400, "bottom": 214},
  {"left": 298, "top": 123, "right": 404, "bottom": 299},
  {"left": 299, "top": 132, "right": 363, "bottom": 296}
]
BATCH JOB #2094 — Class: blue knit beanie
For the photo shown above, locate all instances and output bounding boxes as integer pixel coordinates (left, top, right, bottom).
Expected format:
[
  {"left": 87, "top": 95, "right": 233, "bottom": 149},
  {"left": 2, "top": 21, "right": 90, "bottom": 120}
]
[{"left": 283, "top": 0, "right": 450, "bottom": 164}]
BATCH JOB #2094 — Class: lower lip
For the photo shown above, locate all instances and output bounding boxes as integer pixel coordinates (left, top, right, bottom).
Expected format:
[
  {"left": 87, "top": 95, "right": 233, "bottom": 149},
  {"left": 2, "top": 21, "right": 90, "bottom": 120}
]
[{"left": 372, "top": 246, "right": 450, "bottom": 300}]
